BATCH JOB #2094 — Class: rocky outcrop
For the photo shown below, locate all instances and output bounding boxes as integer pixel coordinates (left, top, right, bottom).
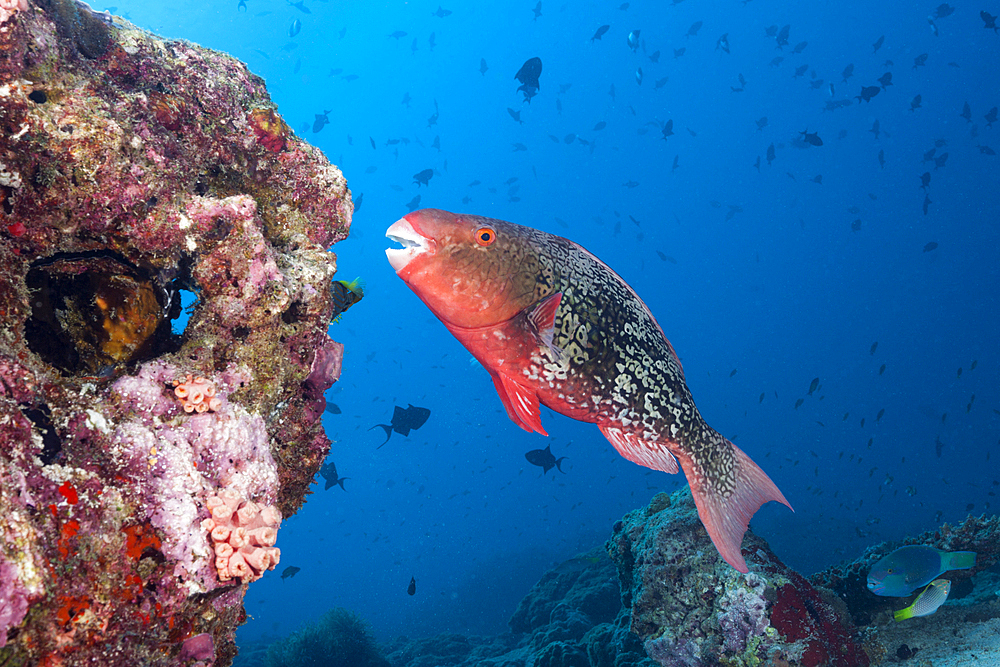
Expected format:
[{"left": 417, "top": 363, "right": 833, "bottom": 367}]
[{"left": 0, "top": 1, "right": 351, "bottom": 664}]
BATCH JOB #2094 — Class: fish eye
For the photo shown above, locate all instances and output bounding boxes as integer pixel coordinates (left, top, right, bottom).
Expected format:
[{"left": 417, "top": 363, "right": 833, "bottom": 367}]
[{"left": 475, "top": 226, "right": 497, "bottom": 247}]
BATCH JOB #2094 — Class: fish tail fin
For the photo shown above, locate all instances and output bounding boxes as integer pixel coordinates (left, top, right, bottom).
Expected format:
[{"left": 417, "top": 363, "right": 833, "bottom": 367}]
[
  {"left": 945, "top": 550, "right": 976, "bottom": 571},
  {"left": 370, "top": 424, "right": 393, "bottom": 448},
  {"left": 338, "top": 478, "right": 349, "bottom": 491},
  {"left": 678, "top": 437, "right": 792, "bottom": 573},
  {"left": 893, "top": 605, "right": 915, "bottom": 622},
  {"left": 555, "top": 456, "right": 568, "bottom": 473}
]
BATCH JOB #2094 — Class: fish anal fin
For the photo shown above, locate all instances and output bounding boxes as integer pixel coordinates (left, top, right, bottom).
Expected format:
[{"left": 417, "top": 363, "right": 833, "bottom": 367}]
[
  {"left": 599, "top": 425, "right": 678, "bottom": 474},
  {"left": 678, "top": 438, "right": 792, "bottom": 573},
  {"left": 492, "top": 372, "right": 547, "bottom": 436}
]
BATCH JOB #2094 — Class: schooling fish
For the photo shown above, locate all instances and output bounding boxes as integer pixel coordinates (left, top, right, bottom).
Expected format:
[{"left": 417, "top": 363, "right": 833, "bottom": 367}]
[
  {"left": 867, "top": 545, "right": 975, "bottom": 597},
  {"left": 385, "top": 209, "right": 791, "bottom": 572},
  {"left": 894, "top": 579, "right": 950, "bottom": 621}
]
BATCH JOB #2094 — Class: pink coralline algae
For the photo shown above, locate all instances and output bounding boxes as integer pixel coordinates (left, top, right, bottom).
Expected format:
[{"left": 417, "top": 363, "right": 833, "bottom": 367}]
[
  {"left": 0, "top": 2, "right": 352, "bottom": 665},
  {"left": 202, "top": 489, "right": 281, "bottom": 583},
  {"left": 173, "top": 374, "right": 223, "bottom": 413}
]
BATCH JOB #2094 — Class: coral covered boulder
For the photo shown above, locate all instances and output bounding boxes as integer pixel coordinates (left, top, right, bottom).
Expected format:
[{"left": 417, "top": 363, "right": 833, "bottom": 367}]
[
  {"left": 0, "top": 1, "right": 351, "bottom": 664},
  {"left": 606, "top": 489, "right": 871, "bottom": 667}
]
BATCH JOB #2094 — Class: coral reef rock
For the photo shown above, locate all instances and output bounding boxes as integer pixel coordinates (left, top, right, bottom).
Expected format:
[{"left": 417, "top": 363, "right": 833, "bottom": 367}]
[
  {"left": 0, "top": 1, "right": 351, "bottom": 664},
  {"left": 379, "top": 547, "right": 655, "bottom": 667},
  {"left": 606, "top": 488, "right": 871, "bottom": 667}
]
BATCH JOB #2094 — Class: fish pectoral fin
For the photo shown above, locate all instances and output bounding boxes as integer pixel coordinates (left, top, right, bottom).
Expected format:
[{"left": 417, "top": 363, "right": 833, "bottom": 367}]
[
  {"left": 599, "top": 425, "right": 678, "bottom": 474},
  {"left": 492, "top": 372, "right": 547, "bottom": 436},
  {"left": 525, "top": 292, "right": 567, "bottom": 364}
]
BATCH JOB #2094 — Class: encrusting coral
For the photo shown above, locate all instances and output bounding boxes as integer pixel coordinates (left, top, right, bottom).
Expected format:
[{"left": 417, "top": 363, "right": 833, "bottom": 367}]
[{"left": 0, "top": 1, "right": 352, "bottom": 664}]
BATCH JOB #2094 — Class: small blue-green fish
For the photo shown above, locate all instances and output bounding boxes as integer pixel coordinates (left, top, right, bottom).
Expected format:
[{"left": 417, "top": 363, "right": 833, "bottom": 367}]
[
  {"left": 868, "top": 545, "right": 975, "bottom": 597},
  {"left": 894, "top": 579, "right": 950, "bottom": 621},
  {"left": 330, "top": 278, "right": 364, "bottom": 323}
]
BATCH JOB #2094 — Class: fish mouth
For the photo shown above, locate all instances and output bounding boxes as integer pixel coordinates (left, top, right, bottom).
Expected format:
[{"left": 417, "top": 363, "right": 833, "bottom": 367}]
[{"left": 385, "top": 217, "right": 432, "bottom": 273}]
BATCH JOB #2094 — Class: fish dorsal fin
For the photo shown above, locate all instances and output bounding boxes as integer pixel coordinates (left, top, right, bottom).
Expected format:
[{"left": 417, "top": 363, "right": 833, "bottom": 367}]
[
  {"left": 491, "top": 372, "right": 547, "bottom": 436},
  {"left": 599, "top": 425, "right": 678, "bottom": 474}
]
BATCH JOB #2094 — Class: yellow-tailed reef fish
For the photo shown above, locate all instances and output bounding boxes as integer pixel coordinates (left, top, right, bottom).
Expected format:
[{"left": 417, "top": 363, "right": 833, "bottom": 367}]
[
  {"left": 330, "top": 277, "right": 364, "bottom": 322},
  {"left": 893, "top": 579, "right": 951, "bottom": 621},
  {"left": 867, "top": 545, "right": 976, "bottom": 597},
  {"left": 385, "top": 208, "right": 792, "bottom": 573}
]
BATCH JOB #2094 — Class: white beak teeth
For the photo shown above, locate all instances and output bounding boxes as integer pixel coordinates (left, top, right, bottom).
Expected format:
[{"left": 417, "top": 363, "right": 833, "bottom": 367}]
[{"left": 385, "top": 218, "right": 429, "bottom": 272}]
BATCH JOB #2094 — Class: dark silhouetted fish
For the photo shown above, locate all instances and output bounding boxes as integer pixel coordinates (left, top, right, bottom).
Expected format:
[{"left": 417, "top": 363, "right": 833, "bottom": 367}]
[
  {"left": 635, "top": 67, "right": 643, "bottom": 85},
  {"left": 878, "top": 149, "right": 885, "bottom": 168},
  {"left": 841, "top": 64, "right": 854, "bottom": 82},
  {"left": 525, "top": 444, "right": 567, "bottom": 474},
  {"left": 960, "top": 101, "right": 972, "bottom": 122},
  {"left": 319, "top": 461, "right": 349, "bottom": 490},
  {"left": 924, "top": 242, "right": 938, "bottom": 252},
  {"left": 923, "top": 195, "right": 932, "bottom": 215},
  {"left": 920, "top": 172, "right": 931, "bottom": 190},
  {"left": 856, "top": 86, "right": 880, "bottom": 102},
  {"left": 985, "top": 107, "right": 998, "bottom": 128},
  {"left": 591, "top": 24, "right": 610, "bottom": 41},
  {"left": 407, "top": 577, "right": 416, "bottom": 595},
  {"left": 431, "top": 5, "right": 451, "bottom": 17},
  {"left": 514, "top": 57, "right": 542, "bottom": 103},
  {"left": 312, "top": 110, "right": 331, "bottom": 133},
  {"left": 389, "top": 30, "right": 407, "bottom": 39},
  {"left": 371, "top": 404, "right": 431, "bottom": 448},
  {"left": 934, "top": 153, "right": 948, "bottom": 169},
  {"left": 413, "top": 169, "right": 434, "bottom": 187},
  {"left": 660, "top": 119, "right": 674, "bottom": 139},
  {"left": 674, "top": 47, "right": 686, "bottom": 58},
  {"left": 808, "top": 377, "right": 820, "bottom": 395},
  {"left": 686, "top": 21, "right": 703, "bottom": 38},
  {"left": 910, "top": 95, "right": 922, "bottom": 112},
  {"left": 532, "top": 1, "right": 541, "bottom": 20},
  {"left": 281, "top": 566, "right": 300, "bottom": 580},
  {"left": 593, "top": 121, "right": 606, "bottom": 131},
  {"left": 775, "top": 24, "right": 790, "bottom": 49},
  {"left": 978, "top": 145, "right": 996, "bottom": 155},
  {"left": 793, "top": 64, "right": 808, "bottom": 78},
  {"left": 628, "top": 30, "right": 641, "bottom": 51},
  {"left": 877, "top": 72, "right": 893, "bottom": 89},
  {"left": 983, "top": 10, "right": 999, "bottom": 32},
  {"left": 913, "top": 53, "right": 928, "bottom": 69},
  {"left": 716, "top": 33, "right": 730, "bottom": 53},
  {"left": 799, "top": 130, "right": 823, "bottom": 146},
  {"left": 792, "top": 41, "right": 807, "bottom": 54},
  {"left": 480, "top": 58, "right": 488, "bottom": 75},
  {"left": 507, "top": 108, "right": 523, "bottom": 125},
  {"left": 324, "top": 402, "right": 341, "bottom": 415},
  {"left": 873, "top": 35, "right": 885, "bottom": 53},
  {"left": 406, "top": 194, "right": 422, "bottom": 212},
  {"left": 756, "top": 117, "right": 768, "bottom": 131},
  {"left": 870, "top": 119, "right": 880, "bottom": 139},
  {"left": 766, "top": 143, "right": 776, "bottom": 165}
]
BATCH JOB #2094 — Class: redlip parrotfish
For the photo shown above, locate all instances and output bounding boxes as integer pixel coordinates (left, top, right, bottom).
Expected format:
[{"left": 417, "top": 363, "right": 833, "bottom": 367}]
[
  {"left": 385, "top": 208, "right": 792, "bottom": 573},
  {"left": 867, "top": 545, "right": 975, "bottom": 597},
  {"left": 893, "top": 579, "right": 950, "bottom": 621}
]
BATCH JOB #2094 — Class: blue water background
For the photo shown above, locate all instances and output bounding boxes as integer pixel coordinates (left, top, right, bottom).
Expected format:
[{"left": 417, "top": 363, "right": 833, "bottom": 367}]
[{"left": 113, "top": 0, "right": 997, "bottom": 645}]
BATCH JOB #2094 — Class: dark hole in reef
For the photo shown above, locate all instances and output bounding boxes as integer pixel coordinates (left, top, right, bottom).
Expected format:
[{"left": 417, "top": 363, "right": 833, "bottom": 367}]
[
  {"left": 1, "top": 185, "right": 13, "bottom": 215},
  {"left": 232, "top": 326, "right": 250, "bottom": 340},
  {"left": 24, "top": 251, "right": 179, "bottom": 376},
  {"left": 21, "top": 404, "right": 62, "bottom": 465},
  {"left": 194, "top": 181, "right": 208, "bottom": 196},
  {"left": 28, "top": 90, "right": 48, "bottom": 104},
  {"left": 281, "top": 300, "right": 306, "bottom": 325}
]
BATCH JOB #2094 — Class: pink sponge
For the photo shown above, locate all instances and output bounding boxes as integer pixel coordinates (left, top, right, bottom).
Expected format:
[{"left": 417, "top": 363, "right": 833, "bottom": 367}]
[{"left": 201, "top": 488, "right": 281, "bottom": 583}]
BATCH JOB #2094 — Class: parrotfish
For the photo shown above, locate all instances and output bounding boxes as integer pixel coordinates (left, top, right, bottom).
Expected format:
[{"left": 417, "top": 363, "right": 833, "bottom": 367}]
[
  {"left": 867, "top": 545, "right": 975, "bottom": 597},
  {"left": 893, "top": 578, "right": 950, "bottom": 621},
  {"left": 385, "top": 209, "right": 792, "bottom": 572}
]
